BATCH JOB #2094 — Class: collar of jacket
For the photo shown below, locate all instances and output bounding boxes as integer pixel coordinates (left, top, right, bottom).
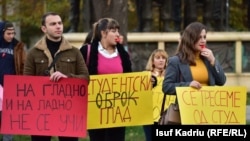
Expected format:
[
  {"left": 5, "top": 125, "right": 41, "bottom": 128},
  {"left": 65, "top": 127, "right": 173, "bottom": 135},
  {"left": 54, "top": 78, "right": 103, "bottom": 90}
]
[
  {"left": 34, "top": 36, "right": 73, "bottom": 52},
  {"left": 33, "top": 35, "right": 74, "bottom": 69}
]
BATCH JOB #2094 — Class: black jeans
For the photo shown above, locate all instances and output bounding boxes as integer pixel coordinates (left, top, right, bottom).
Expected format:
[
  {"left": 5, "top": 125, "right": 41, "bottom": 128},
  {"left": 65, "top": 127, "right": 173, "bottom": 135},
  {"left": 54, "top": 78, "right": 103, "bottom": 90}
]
[
  {"left": 88, "top": 127, "right": 125, "bottom": 141},
  {"left": 31, "top": 135, "right": 78, "bottom": 141}
]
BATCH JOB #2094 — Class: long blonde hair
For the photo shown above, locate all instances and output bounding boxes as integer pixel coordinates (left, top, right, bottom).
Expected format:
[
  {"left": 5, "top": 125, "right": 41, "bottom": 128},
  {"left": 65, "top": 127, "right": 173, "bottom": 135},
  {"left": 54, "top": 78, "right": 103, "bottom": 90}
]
[{"left": 145, "top": 49, "right": 168, "bottom": 76}]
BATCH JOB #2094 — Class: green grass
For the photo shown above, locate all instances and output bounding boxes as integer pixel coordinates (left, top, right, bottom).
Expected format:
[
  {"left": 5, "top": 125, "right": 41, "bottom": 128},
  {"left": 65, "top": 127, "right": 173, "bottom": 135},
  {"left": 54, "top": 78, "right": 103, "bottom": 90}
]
[
  {"left": 1, "top": 126, "right": 145, "bottom": 141},
  {"left": 124, "top": 126, "right": 145, "bottom": 141}
]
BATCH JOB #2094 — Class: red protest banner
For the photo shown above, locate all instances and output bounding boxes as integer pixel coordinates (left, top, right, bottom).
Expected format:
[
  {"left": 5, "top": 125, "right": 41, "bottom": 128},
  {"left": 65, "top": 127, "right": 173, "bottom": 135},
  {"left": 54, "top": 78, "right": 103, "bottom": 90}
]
[{"left": 0, "top": 75, "right": 88, "bottom": 137}]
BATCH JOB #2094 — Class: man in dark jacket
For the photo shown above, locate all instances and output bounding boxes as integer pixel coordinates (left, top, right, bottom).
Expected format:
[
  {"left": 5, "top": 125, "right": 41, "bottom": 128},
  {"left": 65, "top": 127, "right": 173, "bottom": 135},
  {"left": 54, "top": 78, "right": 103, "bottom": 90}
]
[{"left": 0, "top": 21, "right": 26, "bottom": 141}]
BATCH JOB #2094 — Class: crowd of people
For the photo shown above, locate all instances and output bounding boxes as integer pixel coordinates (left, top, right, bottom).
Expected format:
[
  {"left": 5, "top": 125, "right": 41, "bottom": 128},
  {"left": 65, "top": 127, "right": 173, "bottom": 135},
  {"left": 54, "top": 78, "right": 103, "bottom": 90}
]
[{"left": 0, "top": 14, "right": 227, "bottom": 141}]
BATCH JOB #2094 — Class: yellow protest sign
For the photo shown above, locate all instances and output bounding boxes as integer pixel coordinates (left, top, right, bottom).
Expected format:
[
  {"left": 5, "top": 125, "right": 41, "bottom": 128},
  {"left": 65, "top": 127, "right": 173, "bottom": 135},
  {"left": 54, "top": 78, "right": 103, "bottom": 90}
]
[
  {"left": 152, "top": 77, "right": 176, "bottom": 122},
  {"left": 176, "top": 86, "right": 247, "bottom": 124},
  {"left": 87, "top": 72, "right": 153, "bottom": 129}
]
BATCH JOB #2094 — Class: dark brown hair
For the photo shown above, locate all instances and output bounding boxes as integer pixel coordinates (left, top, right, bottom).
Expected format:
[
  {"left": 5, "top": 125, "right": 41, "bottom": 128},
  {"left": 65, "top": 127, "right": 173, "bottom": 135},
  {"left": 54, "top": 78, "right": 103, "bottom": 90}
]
[
  {"left": 41, "top": 12, "right": 59, "bottom": 26},
  {"left": 176, "top": 22, "right": 207, "bottom": 65},
  {"left": 92, "top": 18, "right": 120, "bottom": 42}
]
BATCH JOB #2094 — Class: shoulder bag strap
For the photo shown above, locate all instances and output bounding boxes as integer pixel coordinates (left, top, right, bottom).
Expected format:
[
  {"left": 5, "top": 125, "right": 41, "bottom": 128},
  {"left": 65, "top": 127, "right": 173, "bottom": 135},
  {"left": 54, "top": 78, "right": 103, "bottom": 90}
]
[
  {"left": 160, "top": 67, "right": 182, "bottom": 115},
  {"left": 44, "top": 52, "right": 61, "bottom": 75},
  {"left": 160, "top": 93, "right": 167, "bottom": 116},
  {"left": 86, "top": 44, "right": 91, "bottom": 66}
]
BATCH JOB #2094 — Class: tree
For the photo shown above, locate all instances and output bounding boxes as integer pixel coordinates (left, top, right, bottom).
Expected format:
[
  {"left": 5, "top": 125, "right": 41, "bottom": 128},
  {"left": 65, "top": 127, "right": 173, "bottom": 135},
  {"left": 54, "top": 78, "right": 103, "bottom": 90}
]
[{"left": 1, "top": 0, "right": 69, "bottom": 48}]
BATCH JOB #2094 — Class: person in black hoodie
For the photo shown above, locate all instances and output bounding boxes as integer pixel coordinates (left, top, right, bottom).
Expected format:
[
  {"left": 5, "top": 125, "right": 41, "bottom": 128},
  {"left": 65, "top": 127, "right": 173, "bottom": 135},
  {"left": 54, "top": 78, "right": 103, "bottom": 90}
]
[
  {"left": 80, "top": 18, "right": 132, "bottom": 141},
  {"left": 0, "top": 21, "right": 26, "bottom": 141}
]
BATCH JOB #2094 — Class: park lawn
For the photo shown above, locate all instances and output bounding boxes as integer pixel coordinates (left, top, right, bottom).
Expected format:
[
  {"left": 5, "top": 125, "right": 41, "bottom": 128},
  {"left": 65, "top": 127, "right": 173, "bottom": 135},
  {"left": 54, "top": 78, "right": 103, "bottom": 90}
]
[{"left": 2, "top": 126, "right": 145, "bottom": 141}]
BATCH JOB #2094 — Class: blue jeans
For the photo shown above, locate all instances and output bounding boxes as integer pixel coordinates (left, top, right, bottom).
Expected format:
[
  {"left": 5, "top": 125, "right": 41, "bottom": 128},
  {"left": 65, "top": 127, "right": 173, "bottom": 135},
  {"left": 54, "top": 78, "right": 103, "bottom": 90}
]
[{"left": 2, "top": 134, "right": 13, "bottom": 141}]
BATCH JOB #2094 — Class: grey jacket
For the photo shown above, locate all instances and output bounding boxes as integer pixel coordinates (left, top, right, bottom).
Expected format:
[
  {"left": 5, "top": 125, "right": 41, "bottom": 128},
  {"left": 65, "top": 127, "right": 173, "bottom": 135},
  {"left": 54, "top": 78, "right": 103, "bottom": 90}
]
[{"left": 162, "top": 55, "right": 226, "bottom": 95}]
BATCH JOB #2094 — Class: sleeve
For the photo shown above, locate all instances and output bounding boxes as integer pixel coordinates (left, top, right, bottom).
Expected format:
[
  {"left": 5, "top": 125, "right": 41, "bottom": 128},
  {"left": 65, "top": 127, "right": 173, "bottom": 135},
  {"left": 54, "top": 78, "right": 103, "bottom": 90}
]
[
  {"left": 23, "top": 49, "right": 35, "bottom": 75},
  {"left": 79, "top": 44, "right": 88, "bottom": 63},
  {"left": 210, "top": 60, "right": 227, "bottom": 86},
  {"left": 162, "top": 57, "right": 180, "bottom": 95},
  {"left": 162, "top": 56, "right": 190, "bottom": 95}
]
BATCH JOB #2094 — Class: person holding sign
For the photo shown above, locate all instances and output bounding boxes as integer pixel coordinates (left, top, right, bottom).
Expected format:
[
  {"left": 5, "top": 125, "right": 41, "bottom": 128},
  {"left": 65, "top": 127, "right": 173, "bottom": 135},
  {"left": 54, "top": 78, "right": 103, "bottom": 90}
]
[
  {"left": 0, "top": 21, "right": 26, "bottom": 141},
  {"left": 144, "top": 49, "right": 173, "bottom": 141},
  {"left": 23, "top": 12, "right": 89, "bottom": 141},
  {"left": 80, "top": 18, "right": 132, "bottom": 141},
  {"left": 162, "top": 22, "right": 226, "bottom": 95}
]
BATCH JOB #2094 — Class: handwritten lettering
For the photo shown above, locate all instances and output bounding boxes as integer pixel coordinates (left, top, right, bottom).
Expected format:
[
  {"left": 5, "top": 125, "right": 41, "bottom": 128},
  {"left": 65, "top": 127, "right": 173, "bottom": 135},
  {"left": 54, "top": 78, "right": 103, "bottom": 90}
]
[
  {"left": 100, "top": 106, "right": 131, "bottom": 124},
  {"left": 16, "top": 84, "right": 35, "bottom": 97},
  {"left": 59, "top": 114, "right": 84, "bottom": 132},
  {"left": 9, "top": 114, "right": 30, "bottom": 130},
  {"left": 176, "top": 87, "right": 247, "bottom": 124},
  {"left": 89, "top": 75, "right": 151, "bottom": 95},
  {"left": 95, "top": 91, "right": 138, "bottom": 108},
  {"left": 2, "top": 75, "right": 88, "bottom": 137},
  {"left": 181, "top": 90, "right": 241, "bottom": 107},
  {"left": 43, "top": 84, "right": 86, "bottom": 98},
  {"left": 37, "top": 99, "right": 72, "bottom": 111},
  {"left": 36, "top": 114, "right": 50, "bottom": 131},
  {"left": 193, "top": 109, "right": 239, "bottom": 124}
]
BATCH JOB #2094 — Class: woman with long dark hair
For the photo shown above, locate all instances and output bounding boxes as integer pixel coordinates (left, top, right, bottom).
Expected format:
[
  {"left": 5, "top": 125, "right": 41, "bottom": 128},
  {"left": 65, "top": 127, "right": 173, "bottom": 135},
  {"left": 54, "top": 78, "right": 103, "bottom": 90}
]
[{"left": 80, "top": 18, "right": 132, "bottom": 141}]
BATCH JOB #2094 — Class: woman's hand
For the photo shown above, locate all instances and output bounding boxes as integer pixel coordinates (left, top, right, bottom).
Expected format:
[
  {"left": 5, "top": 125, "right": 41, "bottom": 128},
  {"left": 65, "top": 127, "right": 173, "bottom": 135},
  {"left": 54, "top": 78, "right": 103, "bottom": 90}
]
[
  {"left": 189, "top": 80, "right": 202, "bottom": 89},
  {"left": 201, "top": 48, "right": 215, "bottom": 66}
]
